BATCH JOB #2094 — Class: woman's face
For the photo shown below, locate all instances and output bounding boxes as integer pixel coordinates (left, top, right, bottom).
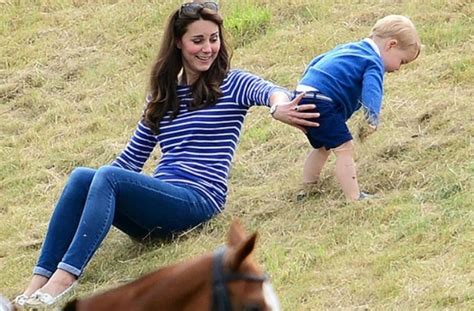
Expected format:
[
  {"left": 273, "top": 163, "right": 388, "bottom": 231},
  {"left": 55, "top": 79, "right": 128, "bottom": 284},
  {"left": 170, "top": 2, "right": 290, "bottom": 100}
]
[{"left": 177, "top": 19, "right": 221, "bottom": 84}]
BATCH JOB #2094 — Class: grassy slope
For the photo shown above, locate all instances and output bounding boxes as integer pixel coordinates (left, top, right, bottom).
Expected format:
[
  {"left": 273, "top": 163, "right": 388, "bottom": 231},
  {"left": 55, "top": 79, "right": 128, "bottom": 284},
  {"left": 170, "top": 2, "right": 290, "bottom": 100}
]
[{"left": 0, "top": 0, "right": 472, "bottom": 309}]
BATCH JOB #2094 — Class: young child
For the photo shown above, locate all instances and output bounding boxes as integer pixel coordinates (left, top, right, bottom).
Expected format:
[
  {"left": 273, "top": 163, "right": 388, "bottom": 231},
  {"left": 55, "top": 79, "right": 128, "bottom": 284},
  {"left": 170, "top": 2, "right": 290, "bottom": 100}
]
[{"left": 296, "top": 15, "right": 421, "bottom": 201}]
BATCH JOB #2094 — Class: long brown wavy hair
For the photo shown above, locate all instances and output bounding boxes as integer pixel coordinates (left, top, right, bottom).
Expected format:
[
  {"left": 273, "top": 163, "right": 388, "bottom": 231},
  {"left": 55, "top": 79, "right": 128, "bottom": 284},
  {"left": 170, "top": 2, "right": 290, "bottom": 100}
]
[{"left": 143, "top": 4, "right": 231, "bottom": 134}]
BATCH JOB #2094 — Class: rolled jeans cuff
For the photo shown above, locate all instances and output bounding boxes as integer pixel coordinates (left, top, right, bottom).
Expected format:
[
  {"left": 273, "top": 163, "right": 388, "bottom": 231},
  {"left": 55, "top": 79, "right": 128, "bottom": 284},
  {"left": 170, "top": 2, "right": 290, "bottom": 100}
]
[
  {"left": 58, "top": 262, "right": 81, "bottom": 277},
  {"left": 33, "top": 266, "right": 53, "bottom": 278}
]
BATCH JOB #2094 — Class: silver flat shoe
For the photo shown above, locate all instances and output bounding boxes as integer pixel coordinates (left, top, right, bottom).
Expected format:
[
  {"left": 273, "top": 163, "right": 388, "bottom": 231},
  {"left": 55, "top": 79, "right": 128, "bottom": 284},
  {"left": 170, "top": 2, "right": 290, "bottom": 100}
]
[
  {"left": 24, "top": 281, "right": 77, "bottom": 308},
  {"left": 13, "top": 293, "right": 29, "bottom": 307}
]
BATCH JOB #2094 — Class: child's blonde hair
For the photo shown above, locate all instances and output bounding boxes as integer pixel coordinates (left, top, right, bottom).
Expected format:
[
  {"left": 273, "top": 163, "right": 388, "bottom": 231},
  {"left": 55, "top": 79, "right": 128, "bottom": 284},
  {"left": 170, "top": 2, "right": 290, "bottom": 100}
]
[{"left": 370, "top": 15, "right": 421, "bottom": 60}]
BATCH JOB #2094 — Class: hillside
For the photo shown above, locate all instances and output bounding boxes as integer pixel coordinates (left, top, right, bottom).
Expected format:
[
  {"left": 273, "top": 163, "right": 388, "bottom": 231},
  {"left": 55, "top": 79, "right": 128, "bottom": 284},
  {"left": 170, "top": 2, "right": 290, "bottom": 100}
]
[{"left": 0, "top": 0, "right": 472, "bottom": 309}]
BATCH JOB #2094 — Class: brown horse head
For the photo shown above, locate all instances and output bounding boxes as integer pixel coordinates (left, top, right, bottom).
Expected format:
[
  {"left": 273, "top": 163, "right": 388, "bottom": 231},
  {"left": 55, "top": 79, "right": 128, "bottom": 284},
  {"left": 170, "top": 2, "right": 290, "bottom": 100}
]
[{"left": 64, "top": 219, "right": 280, "bottom": 311}]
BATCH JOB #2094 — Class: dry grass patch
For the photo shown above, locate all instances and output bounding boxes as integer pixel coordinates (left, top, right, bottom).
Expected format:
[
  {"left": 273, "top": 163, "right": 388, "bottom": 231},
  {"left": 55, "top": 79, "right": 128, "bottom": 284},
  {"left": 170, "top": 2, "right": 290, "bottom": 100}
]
[{"left": 0, "top": 0, "right": 472, "bottom": 309}]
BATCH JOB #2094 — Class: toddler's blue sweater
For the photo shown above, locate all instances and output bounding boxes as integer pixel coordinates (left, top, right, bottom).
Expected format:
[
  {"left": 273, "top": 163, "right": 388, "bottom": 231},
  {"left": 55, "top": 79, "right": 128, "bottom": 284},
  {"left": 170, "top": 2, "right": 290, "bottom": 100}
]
[{"left": 299, "top": 39, "right": 385, "bottom": 126}]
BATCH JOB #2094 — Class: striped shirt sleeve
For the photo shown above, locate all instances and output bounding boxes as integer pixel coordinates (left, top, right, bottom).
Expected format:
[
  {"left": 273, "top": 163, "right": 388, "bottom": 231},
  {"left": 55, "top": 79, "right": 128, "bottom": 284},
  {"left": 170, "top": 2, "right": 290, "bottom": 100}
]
[
  {"left": 111, "top": 120, "right": 158, "bottom": 172},
  {"left": 227, "top": 70, "right": 285, "bottom": 108}
]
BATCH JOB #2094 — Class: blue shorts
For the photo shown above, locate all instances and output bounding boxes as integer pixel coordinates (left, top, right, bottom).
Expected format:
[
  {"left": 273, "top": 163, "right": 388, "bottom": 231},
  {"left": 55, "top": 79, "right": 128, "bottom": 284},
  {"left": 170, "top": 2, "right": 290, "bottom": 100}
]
[{"left": 296, "top": 91, "right": 352, "bottom": 150}]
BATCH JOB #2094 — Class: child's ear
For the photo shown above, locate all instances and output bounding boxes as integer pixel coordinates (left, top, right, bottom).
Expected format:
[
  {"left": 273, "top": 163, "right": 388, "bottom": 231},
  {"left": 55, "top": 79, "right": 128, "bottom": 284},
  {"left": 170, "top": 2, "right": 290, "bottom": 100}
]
[
  {"left": 387, "top": 39, "right": 398, "bottom": 49},
  {"left": 176, "top": 39, "right": 182, "bottom": 49}
]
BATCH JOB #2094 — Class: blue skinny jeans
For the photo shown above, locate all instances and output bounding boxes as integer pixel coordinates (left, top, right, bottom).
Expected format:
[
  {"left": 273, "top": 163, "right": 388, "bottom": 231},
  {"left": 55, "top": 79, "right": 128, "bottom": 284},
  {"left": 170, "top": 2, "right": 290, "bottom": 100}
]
[{"left": 33, "top": 165, "right": 217, "bottom": 278}]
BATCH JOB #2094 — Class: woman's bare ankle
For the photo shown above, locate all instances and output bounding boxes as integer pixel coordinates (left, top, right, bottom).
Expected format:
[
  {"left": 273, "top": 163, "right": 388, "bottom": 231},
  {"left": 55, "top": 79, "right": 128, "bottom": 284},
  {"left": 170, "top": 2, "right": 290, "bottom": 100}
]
[
  {"left": 40, "top": 269, "right": 77, "bottom": 296},
  {"left": 24, "top": 275, "right": 48, "bottom": 296}
]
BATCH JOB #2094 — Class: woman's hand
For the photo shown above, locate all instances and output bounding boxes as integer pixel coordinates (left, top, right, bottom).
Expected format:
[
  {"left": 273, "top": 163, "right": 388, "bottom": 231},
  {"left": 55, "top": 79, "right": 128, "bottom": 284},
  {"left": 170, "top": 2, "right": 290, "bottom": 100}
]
[{"left": 270, "top": 92, "right": 320, "bottom": 133}]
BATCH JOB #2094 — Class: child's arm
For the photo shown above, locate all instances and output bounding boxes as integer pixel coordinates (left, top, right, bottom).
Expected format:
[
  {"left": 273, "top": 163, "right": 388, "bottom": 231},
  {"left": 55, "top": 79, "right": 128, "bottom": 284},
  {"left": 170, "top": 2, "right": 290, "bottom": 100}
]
[
  {"left": 358, "top": 64, "right": 384, "bottom": 142},
  {"left": 361, "top": 65, "right": 383, "bottom": 127},
  {"left": 361, "top": 65, "right": 384, "bottom": 127}
]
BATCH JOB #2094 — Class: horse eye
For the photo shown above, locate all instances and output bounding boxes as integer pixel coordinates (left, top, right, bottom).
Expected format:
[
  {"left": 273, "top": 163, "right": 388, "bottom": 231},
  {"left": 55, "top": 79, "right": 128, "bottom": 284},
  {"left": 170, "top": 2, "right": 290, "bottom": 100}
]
[{"left": 242, "top": 304, "right": 263, "bottom": 311}]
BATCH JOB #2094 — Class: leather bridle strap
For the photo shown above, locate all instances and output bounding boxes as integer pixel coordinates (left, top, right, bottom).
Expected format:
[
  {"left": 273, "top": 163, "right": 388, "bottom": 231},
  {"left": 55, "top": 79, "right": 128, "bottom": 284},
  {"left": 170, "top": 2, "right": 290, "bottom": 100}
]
[{"left": 211, "top": 246, "right": 268, "bottom": 311}]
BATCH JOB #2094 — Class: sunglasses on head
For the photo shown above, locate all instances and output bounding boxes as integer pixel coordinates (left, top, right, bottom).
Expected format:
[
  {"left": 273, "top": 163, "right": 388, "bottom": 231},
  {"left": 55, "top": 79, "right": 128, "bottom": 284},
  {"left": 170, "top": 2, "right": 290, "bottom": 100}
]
[{"left": 179, "top": 1, "right": 219, "bottom": 16}]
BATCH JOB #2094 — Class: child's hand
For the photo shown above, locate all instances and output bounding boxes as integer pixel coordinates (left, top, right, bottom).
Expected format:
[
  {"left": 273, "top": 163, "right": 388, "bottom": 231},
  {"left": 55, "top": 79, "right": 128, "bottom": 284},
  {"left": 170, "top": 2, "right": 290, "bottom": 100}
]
[{"left": 358, "top": 124, "right": 377, "bottom": 142}]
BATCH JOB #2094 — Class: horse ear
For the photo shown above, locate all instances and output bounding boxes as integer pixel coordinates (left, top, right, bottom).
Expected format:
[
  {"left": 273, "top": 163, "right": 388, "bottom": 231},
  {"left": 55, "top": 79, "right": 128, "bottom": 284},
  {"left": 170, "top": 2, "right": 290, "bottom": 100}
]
[
  {"left": 228, "top": 218, "right": 247, "bottom": 247},
  {"left": 226, "top": 232, "right": 257, "bottom": 271}
]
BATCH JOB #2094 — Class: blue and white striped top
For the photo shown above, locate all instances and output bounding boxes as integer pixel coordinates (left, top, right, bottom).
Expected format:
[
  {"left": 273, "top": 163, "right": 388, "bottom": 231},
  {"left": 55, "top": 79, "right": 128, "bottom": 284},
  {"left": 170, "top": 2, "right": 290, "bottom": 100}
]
[{"left": 112, "top": 69, "right": 282, "bottom": 212}]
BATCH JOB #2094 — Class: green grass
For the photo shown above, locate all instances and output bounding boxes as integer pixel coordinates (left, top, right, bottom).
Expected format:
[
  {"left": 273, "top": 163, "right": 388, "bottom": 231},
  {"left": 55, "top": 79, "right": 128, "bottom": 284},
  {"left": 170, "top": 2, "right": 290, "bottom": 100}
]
[
  {"left": 1, "top": 0, "right": 473, "bottom": 309},
  {"left": 224, "top": 1, "right": 271, "bottom": 48}
]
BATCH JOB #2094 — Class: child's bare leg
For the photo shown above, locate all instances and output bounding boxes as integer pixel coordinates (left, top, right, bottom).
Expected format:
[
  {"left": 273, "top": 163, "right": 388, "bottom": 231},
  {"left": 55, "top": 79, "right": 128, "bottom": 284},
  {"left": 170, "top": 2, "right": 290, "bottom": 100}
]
[
  {"left": 332, "top": 140, "right": 360, "bottom": 200},
  {"left": 303, "top": 148, "right": 330, "bottom": 184}
]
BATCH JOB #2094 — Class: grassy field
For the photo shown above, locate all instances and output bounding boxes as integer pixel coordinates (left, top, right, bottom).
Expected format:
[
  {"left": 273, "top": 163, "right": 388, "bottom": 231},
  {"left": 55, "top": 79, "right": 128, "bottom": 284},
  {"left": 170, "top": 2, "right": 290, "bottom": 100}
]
[{"left": 1, "top": 0, "right": 473, "bottom": 309}]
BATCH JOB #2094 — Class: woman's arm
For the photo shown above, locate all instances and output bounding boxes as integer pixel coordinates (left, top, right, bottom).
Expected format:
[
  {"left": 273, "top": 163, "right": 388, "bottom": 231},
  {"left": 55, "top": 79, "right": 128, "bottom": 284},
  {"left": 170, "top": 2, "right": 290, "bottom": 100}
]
[
  {"left": 111, "top": 120, "right": 158, "bottom": 172},
  {"left": 269, "top": 91, "right": 320, "bottom": 133},
  {"left": 228, "top": 70, "right": 320, "bottom": 132}
]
